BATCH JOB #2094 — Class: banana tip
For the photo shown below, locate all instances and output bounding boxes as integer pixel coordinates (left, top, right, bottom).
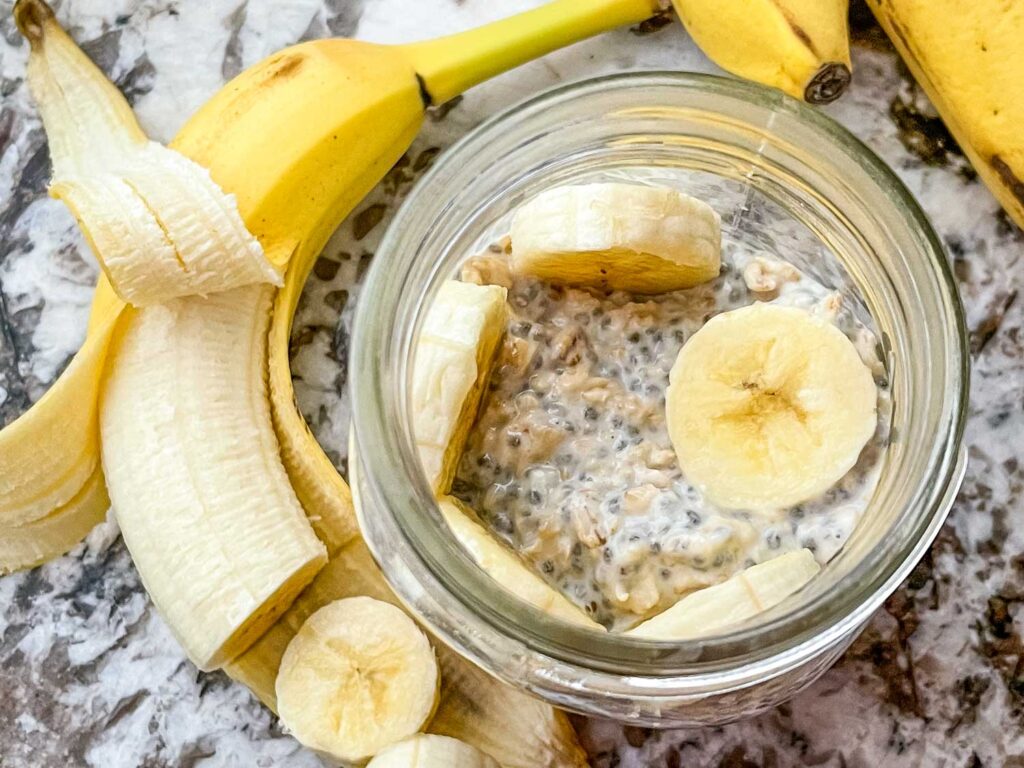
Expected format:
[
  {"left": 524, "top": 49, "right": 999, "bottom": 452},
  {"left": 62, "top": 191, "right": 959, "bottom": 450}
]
[
  {"left": 804, "top": 62, "right": 851, "bottom": 105},
  {"left": 13, "top": 0, "right": 55, "bottom": 46}
]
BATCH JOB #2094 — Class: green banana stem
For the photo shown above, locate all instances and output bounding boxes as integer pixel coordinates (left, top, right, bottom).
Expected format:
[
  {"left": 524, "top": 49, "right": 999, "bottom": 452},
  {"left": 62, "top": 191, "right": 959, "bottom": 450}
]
[{"left": 401, "top": 0, "right": 664, "bottom": 106}]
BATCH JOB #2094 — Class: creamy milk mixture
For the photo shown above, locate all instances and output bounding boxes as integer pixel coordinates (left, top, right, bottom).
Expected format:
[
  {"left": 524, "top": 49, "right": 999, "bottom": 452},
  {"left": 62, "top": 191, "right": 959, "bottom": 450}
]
[{"left": 453, "top": 242, "right": 889, "bottom": 630}]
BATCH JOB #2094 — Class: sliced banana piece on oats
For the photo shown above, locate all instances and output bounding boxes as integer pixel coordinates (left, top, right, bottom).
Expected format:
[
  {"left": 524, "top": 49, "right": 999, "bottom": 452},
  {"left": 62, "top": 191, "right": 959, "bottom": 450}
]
[
  {"left": 666, "top": 303, "right": 877, "bottom": 511},
  {"left": 510, "top": 182, "right": 721, "bottom": 293},
  {"left": 628, "top": 549, "right": 820, "bottom": 639},
  {"left": 439, "top": 496, "right": 604, "bottom": 630},
  {"left": 413, "top": 280, "right": 507, "bottom": 493},
  {"left": 275, "top": 596, "right": 439, "bottom": 764},
  {"left": 368, "top": 734, "right": 500, "bottom": 768}
]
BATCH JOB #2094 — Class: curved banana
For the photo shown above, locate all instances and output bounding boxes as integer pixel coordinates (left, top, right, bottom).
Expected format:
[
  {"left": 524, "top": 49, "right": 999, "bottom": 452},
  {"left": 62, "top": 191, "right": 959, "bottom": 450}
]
[
  {"left": 867, "top": 0, "right": 1024, "bottom": 229},
  {"left": 671, "top": 0, "right": 852, "bottom": 104}
]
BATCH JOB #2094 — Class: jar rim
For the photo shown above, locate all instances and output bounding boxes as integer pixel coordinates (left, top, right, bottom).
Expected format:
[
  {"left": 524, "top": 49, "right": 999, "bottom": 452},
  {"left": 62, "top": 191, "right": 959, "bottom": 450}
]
[{"left": 350, "top": 72, "right": 969, "bottom": 688}]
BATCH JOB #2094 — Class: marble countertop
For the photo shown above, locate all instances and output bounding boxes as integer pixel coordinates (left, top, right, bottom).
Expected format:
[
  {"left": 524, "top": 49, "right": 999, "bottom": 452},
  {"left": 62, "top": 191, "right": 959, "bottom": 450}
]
[{"left": 1, "top": 1, "right": 1022, "bottom": 765}]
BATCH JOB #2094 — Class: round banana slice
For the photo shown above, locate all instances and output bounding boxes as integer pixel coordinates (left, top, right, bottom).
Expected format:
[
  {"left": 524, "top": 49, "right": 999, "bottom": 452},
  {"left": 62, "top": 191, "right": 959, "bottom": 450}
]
[
  {"left": 368, "top": 734, "right": 500, "bottom": 768},
  {"left": 276, "top": 597, "right": 440, "bottom": 763},
  {"left": 667, "top": 303, "right": 877, "bottom": 511},
  {"left": 510, "top": 182, "right": 721, "bottom": 293}
]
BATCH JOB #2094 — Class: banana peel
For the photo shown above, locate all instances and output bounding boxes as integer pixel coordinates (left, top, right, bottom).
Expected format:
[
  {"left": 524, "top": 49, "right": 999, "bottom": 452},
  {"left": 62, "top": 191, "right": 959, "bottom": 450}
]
[{"left": 867, "top": 0, "right": 1024, "bottom": 230}]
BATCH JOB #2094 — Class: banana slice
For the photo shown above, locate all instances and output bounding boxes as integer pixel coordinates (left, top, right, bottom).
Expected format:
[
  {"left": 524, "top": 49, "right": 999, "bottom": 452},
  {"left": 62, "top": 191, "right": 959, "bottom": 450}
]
[
  {"left": 368, "top": 734, "right": 500, "bottom": 768},
  {"left": 276, "top": 596, "right": 439, "bottom": 764},
  {"left": 628, "top": 549, "right": 820, "bottom": 639},
  {"left": 413, "top": 280, "right": 507, "bottom": 493},
  {"left": 510, "top": 182, "right": 721, "bottom": 293},
  {"left": 439, "top": 497, "right": 604, "bottom": 630},
  {"left": 100, "top": 285, "right": 326, "bottom": 670},
  {"left": 667, "top": 303, "right": 877, "bottom": 511},
  {"left": 22, "top": 0, "right": 278, "bottom": 307}
]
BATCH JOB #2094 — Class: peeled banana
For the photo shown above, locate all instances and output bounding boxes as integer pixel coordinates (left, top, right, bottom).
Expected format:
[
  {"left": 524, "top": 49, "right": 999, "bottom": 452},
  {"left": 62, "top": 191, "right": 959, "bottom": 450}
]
[
  {"left": 99, "top": 286, "right": 327, "bottom": 669},
  {"left": 867, "top": 0, "right": 1024, "bottom": 230},
  {"left": 628, "top": 548, "right": 820, "bottom": 639},
  {"left": 672, "top": 0, "right": 852, "bottom": 103},
  {"left": 276, "top": 596, "right": 439, "bottom": 763},
  {"left": 414, "top": 281, "right": 508, "bottom": 493},
  {"left": 510, "top": 183, "right": 721, "bottom": 293},
  {"left": 368, "top": 734, "right": 500, "bottom": 768},
  {"left": 439, "top": 497, "right": 604, "bottom": 630},
  {"left": 666, "top": 303, "right": 877, "bottom": 511},
  {"left": 226, "top": 536, "right": 589, "bottom": 768}
]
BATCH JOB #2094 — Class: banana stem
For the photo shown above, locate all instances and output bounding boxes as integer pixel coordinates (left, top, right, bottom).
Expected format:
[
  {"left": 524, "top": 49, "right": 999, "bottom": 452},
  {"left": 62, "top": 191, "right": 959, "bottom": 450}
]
[{"left": 400, "top": 0, "right": 664, "bottom": 105}]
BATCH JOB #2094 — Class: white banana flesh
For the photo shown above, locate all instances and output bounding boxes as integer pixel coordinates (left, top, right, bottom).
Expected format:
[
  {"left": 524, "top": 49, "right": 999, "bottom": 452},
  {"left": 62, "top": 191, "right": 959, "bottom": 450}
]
[
  {"left": 628, "top": 548, "right": 820, "bottom": 639},
  {"left": 368, "top": 734, "right": 500, "bottom": 768},
  {"left": 413, "top": 280, "right": 507, "bottom": 493},
  {"left": 666, "top": 302, "right": 877, "bottom": 511},
  {"left": 24, "top": 5, "right": 278, "bottom": 307},
  {"left": 439, "top": 497, "right": 604, "bottom": 631},
  {"left": 510, "top": 182, "right": 721, "bottom": 293},
  {"left": 226, "top": 535, "right": 589, "bottom": 768},
  {"left": 276, "top": 596, "right": 440, "bottom": 764},
  {"left": 99, "top": 285, "right": 326, "bottom": 669}
]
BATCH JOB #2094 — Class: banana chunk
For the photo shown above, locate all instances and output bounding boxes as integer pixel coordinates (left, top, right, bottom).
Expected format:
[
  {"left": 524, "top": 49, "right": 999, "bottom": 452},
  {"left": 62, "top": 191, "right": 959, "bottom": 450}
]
[
  {"left": 100, "top": 286, "right": 326, "bottom": 669},
  {"left": 510, "top": 183, "right": 721, "bottom": 293},
  {"left": 439, "top": 497, "right": 604, "bottom": 630},
  {"left": 413, "top": 280, "right": 507, "bottom": 493},
  {"left": 368, "top": 734, "right": 500, "bottom": 768},
  {"left": 667, "top": 303, "right": 877, "bottom": 511},
  {"left": 628, "top": 549, "right": 820, "bottom": 639},
  {"left": 276, "top": 597, "right": 439, "bottom": 764}
]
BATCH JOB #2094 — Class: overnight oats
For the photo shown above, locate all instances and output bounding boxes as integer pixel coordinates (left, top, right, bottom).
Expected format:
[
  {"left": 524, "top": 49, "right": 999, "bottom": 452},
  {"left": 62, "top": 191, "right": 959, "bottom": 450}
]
[{"left": 412, "top": 182, "right": 889, "bottom": 636}]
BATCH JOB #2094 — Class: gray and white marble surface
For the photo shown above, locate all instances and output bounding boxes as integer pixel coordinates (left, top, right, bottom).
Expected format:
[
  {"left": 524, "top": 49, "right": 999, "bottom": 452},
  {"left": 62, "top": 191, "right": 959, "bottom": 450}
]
[{"left": 1, "top": 1, "right": 1022, "bottom": 766}]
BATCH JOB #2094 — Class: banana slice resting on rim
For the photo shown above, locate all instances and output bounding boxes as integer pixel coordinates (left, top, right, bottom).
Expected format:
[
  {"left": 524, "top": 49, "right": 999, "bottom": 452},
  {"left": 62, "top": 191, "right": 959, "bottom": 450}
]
[
  {"left": 666, "top": 302, "right": 877, "bottom": 511},
  {"left": 510, "top": 182, "right": 721, "bottom": 293},
  {"left": 628, "top": 548, "right": 820, "bottom": 639}
]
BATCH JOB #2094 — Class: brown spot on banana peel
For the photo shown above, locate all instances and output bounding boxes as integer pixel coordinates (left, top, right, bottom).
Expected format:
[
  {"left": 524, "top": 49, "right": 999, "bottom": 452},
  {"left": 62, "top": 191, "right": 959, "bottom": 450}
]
[
  {"left": 12, "top": 0, "right": 54, "bottom": 47},
  {"left": 990, "top": 156, "right": 1024, "bottom": 207}
]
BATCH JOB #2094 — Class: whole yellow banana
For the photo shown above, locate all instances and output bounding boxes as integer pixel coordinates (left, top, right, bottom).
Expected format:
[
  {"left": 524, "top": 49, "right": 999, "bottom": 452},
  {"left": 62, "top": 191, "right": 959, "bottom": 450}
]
[
  {"left": 672, "top": 0, "right": 852, "bottom": 103},
  {"left": 868, "top": 0, "right": 1024, "bottom": 229}
]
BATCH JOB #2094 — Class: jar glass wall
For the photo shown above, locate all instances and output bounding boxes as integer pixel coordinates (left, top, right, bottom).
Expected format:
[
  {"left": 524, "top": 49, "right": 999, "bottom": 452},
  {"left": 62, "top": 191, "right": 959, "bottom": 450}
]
[{"left": 349, "top": 73, "right": 968, "bottom": 726}]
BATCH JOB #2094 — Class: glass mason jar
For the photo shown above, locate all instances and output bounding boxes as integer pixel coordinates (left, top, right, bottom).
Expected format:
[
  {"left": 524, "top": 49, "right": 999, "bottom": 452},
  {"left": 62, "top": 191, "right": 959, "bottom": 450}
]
[{"left": 349, "top": 73, "right": 969, "bottom": 726}]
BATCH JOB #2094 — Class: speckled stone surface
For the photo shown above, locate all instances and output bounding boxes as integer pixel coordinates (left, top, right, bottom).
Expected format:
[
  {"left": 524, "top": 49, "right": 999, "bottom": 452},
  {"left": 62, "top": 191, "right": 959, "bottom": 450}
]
[{"left": 0, "top": 1, "right": 1021, "bottom": 766}]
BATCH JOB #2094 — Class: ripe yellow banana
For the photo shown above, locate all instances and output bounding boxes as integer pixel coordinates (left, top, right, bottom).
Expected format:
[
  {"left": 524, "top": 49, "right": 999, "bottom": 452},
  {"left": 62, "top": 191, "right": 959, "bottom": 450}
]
[
  {"left": 672, "top": 0, "right": 852, "bottom": 103},
  {"left": 867, "top": 0, "right": 1024, "bottom": 230},
  {"left": 3, "top": 0, "right": 661, "bottom": 567}
]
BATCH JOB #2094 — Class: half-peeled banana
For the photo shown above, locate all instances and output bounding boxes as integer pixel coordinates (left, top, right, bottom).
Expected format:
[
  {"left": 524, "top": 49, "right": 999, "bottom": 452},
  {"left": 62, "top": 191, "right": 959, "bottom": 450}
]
[
  {"left": 666, "top": 302, "right": 877, "bottom": 511},
  {"left": 628, "top": 548, "right": 820, "bottom": 639},
  {"left": 510, "top": 182, "right": 721, "bottom": 293}
]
